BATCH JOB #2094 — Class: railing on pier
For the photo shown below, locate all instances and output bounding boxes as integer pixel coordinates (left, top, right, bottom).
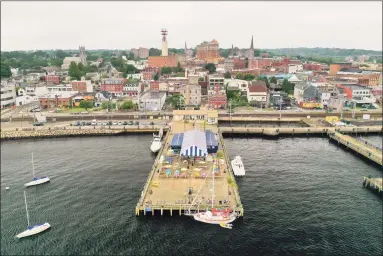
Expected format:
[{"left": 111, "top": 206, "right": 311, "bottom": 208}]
[
  {"left": 328, "top": 132, "right": 383, "bottom": 166},
  {"left": 137, "top": 129, "right": 171, "bottom": 207},
  {"left": 355, "top": 136, "right": 383, "bottom": 153},
  {"left": 217, "top": 130, "right": 243, "bottom": 215}
]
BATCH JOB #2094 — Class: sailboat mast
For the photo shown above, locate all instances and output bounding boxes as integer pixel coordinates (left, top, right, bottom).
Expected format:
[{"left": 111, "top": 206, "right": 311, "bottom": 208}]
[
  {"left": 31, "top": 152, "right": 35, "bottom": 178},
  {"left": 24, "top": 191, "right": 30, "bottom": 227},
  {"left": 212, "top": 162, "right": 215, "bottom": 209}
]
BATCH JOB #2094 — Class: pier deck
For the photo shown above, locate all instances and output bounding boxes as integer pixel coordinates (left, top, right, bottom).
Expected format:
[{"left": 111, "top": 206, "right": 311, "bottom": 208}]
[
  {"left": 329, "top": 132, "right": 383, "bottom": 166},
  {"left": 136, "top": 119, "right": 243, "bottom": 217},
  {"left": 363, "top": 177, "right": 383, "bottom": 195}
]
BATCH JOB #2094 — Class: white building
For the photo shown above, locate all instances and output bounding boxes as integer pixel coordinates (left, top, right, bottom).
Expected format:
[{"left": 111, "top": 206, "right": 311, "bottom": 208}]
[
  {"left": 47, "top": 84, "right": 73, "bottom": 92},
  {"left": 247, "top": 84, "right": 268, "bottom": 104},
  {"left": 139, "top": 92, "right": 166, "bottom": 111},
  {"left": 288, "top": 64, "right": 303, "bottom": 74},
  {"left": 178, "top": 84, "right": 201, "bottom": 106},
  {"left": 61, "top": 57, "right": 82, "bottom": 70},
  {"left": 125, "top": 73, "right": 143, "bottom": 80},
  {"left": 24, "top": 86, "right": 49, "bottom": 97},
  {"left": 224, "top": 79, "right": 249, "bottom": 95},
  {"left": 0, "top": 83, "right": 16, "bottom": 109}
]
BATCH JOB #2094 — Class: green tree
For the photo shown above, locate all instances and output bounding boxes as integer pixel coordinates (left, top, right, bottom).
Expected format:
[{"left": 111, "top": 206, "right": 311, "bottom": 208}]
[
  {"left": 0, "top": 62, "right": 12, "bottom": 78},
  {"left": 55, "top": 50, "right": 69, "bottom": 59},
  {"left": 78, "top": 63, "right": 84, "bottom": 72},
  {"left": 79, "top": 100, "right": 94, "bottom": 110},
  {"left": 244, "top": 74, "right": 255, "bottom": 81},
  {"left": 198, "top": 77, "right": 204, "bottom": 82},
  {"left": 235, "top": 72, "right": 244, "bottom": 80},
  {"left": 121, "top": 100, "right": 135, "bottom": 110},
  {"left": 101, "top": 101, "right": 117, "bottom": 110},
  {"left": 168, "top": 94, "right": 185, "bottom": 109},
  {"left": 282, "top": 79, "right": 294, "bottom": 94},
  {"left": 176, "top": 62, "right": 183, "bottom": 72},
  {"left": 153, "top": 72, "right": 159, "bottom": 81},
  {"left": 149, "top": 48, "right": 162, "bottom": 56},
  {"left": 161, "top": 66, "right": 172, "bottom": 74},
  {"left": 68, "top": 62, "right": 81, "bottom": 80},
  {"left": 259, "top": 76, "right": 270, "bottom": 88},
  {"left": 270, "top": 76, "right": 277, "bottom": 84},
  {"left": 224, "top": 71, "right": 231, "bottom": 79},
  {"left": 204, "top": 63, "right": 216, "bottom": 74}
]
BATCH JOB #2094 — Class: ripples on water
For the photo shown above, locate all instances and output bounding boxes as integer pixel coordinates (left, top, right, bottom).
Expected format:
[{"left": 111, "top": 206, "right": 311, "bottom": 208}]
[{"left": 1, "top": 135, "right": 382, "bottom": 255}]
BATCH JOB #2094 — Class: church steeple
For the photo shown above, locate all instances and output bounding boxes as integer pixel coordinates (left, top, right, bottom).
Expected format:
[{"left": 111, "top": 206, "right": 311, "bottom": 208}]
[
  {"left": 185, "top": 41, "right": 187, "bottom": 49},
  {"left": 231, "top": 44, "right": 234, "bottom": 58},
  {"left": 250, "top": 35, "right": 254, "bottom": 50}
]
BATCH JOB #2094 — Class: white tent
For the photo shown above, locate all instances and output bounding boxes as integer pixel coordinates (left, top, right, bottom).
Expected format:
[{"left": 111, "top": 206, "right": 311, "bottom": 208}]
[
  {"left": 180, "top": 130, "right": 208, "bottom": 157},
  {"left": 288, "top": 74, "right": 301, "bottom": 83}
]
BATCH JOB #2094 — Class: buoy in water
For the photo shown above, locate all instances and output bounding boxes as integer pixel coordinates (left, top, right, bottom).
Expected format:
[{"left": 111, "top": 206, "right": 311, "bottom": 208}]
[{"left": 6, "top": 187, "right": 10, "bottom": 190}]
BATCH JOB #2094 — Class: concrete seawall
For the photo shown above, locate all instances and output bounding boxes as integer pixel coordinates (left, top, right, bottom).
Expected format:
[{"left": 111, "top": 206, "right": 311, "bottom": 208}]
[{"left": 1, "top": 126, "right": 167, "bottom": 140}]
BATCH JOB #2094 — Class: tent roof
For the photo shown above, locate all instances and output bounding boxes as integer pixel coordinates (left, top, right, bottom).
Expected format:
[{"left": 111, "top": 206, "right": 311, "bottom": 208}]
[{"left": 180, "top": 130, "right": 207, "bottom": 157}]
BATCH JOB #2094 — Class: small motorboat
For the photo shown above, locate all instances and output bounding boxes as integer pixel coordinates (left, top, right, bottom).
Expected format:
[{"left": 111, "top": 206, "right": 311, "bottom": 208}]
[
  {"left": 231, "top": 155, "right": 245, "bottom": 176},
  {"left": 220, "top": 223, "right": 233, "bottom": 229},
  {"left": 150, "top": 128, "right": 163, "bottom": 153}
]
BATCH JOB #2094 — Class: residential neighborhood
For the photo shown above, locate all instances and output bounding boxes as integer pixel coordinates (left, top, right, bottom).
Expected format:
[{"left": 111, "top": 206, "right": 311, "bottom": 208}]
[{"left": 1, "top": 30, "right": 382, "bottom": 115}]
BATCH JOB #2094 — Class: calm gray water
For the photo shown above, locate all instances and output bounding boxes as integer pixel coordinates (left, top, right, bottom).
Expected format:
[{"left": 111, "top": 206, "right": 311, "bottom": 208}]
[{"left": 1, "top": 135, "right": 382, "bottom": 256}]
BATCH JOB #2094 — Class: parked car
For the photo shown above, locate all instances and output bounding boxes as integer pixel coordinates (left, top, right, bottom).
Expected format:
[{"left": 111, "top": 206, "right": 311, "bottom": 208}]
[
  {"left": 123, "top": 121, "right": 128, "bottom": 125},
  {"left": 72, "top": 121, "right": 80, "bottom": 126},
  {"left": 81, "top": 111, "right": 89, "bottom": 114},
  {"left": 118, "top": 122, "right": 123, "bottom": 125},
  {"left": 135, "top": 121, "right": 140, "bottom": 125},
  {"left": 91, "top": 121, "right": 97, "bottom": 126},
  {"left": 128, "top": 121, "right": 134, "bottom": 125},
  {"left": 80, "top": 122, "right": 86, "bottom": 126},
  {"left": 86, "top": 122, "right": 92, "bottom": 126},
  {"left": 33, "top": 122, "right": 44, "bottom": 126},
  {"left": 112, "top": 122, "right": 118, "bottom": 125}
]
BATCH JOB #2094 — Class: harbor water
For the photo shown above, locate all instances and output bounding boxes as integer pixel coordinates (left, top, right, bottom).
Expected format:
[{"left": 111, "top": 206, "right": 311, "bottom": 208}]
[{"left": 1, "top": 135, "right": 382, "bottom": 255}]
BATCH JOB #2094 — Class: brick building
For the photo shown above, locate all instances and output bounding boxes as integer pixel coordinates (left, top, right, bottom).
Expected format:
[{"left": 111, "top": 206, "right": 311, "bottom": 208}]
[
  {"left": 248, "top": 58, "right": 273, "bottom": 69},
  {"left": 303, "top": 63, "right": 323, "bottom": 71},
  {"left": 148, "top": 54, "right": 176, "bottom": 68},
  {"left": 45, "top": 75, "right": 60, "bottom": 84},
  {"left": 39, "top": 92, "right": 77, "bottom": 109},
  {"left": 196, "top": 40, "right": 223, "bottom": 64},
  {"left": 100, "top": 78, "right": 124, "bottom": 94},
  {"left": 208, "top": 95, "right": 227, "bottom": 109},
  {"left": 71, "top": 80, "right": 93, "bottom": 93},
  {"left": 142, "top": 67, "right": 159, "bottom": 80},
  {"left": 233, "top": 57, "right": 247, "bottom": 70},
  {"left": 329, "top": 63, "right": 352, "bottom": 76},
  {"left": 150, "top": 81, "right": 160, "bottom": 92}
]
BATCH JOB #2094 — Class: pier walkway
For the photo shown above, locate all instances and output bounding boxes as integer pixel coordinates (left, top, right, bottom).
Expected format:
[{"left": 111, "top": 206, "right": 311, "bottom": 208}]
[
  {"left": 328, "top": 132, "right": 383, "bottom": 166},
  {"left": 136, "top": 112, "right": 243, "bottom": 217}
]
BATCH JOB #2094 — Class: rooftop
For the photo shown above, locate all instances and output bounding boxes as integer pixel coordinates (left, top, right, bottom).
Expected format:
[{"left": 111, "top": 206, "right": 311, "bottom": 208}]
[{"left": 141, "top": 91, "right": 166, "bottom": 100}]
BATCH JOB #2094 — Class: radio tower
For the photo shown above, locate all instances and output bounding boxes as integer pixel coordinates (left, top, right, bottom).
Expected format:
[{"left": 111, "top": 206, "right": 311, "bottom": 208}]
[{"left": 161, "top": 29, "right": 168, "bottom": 56}]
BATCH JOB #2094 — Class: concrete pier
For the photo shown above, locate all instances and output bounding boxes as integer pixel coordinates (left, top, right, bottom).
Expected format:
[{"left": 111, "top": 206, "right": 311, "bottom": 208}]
[
  {"left": 136, "top": 109, "right": 243, "bottom": 217},
  {"left": 219, "top": 126, "right": 382, "bottom": 136},
  {"left": 328, "top": 132, "right": 383, "bottom": 166},
  {"left": 363, "top": 177, "right": 383, "bottom": 195}
]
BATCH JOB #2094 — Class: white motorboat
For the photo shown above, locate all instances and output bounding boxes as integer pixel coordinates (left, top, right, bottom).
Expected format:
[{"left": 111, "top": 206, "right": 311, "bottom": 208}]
[
  {"left": 150, "top": 128, "right": 163, "bottom": 153},
  {"left": 15, "top": 191, "right": 51, "bottom": 239},
  {"left": 150, "top": 136, "right": 162, "bottom": 153},
  {"left": 192, "top": 159, "right": 238, "bottom": 225},
  {"left": 25, "top": 152, "right": 50, "bottom": 187},
  {"left": 231, "top": 155, "right": 245, "bottom": 176}
]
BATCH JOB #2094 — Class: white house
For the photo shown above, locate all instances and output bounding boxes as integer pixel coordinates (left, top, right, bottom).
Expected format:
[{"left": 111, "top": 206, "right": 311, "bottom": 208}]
[
  {"left": 125, "top": 73, "right": 143, "bottom": 80},
  {"left": 16, "top": 88, "right": 38, "bottom": 106},
  {"left": 246, "top": 84, "right": 268, "bottom": 104},
  {"left": 288, "top": 64, "right": 303, "bottom": 74},
  {"left": 224, "top": 79, "right": 249, "bottom": 95}
]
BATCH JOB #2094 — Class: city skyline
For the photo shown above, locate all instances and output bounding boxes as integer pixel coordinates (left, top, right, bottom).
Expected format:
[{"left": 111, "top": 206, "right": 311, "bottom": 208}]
[{"left": 1, "top": 1, "right": 382, "bottom": 51}]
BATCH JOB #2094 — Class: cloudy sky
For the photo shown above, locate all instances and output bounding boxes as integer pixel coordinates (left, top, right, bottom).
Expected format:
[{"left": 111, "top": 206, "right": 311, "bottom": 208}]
[{"left": 1, "top": 1, "right": 382, "bottom": 51}]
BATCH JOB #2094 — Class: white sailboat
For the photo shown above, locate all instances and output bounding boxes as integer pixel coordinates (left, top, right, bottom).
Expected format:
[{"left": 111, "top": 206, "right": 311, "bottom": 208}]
[
  {"left": 150, "top": 127, "right": 163, "bottom": 153},
  {"left": 24, "top": 152, "right": 50, "bottom": 187},
  {"left": 231, "top": 155, "right": 246, "bottom": 176},
  {"left": 193, "top": 160, "right": 238, "bottom": 225},
  {"left": 15, "top": 191, "right": 51, "bottom": 239}
]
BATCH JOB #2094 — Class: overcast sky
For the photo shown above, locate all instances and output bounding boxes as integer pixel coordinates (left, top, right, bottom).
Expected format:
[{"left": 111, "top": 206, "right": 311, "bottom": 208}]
[{"left": 1, "top": 1, "right": 382, "bottom": 51}]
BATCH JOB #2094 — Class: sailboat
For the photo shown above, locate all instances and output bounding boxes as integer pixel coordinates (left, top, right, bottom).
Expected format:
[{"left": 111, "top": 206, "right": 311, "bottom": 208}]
[
  {"left": 24, "top": 152, "right": 50, "bottom": 187},
  {"left": 150, "top": 127, "right": 163, "bottom": 153},
  {"left": 15, "top": 191, "right": 51, "bottom": 239},
  {"left": 192, "top": 159, "right": 238, "bottom": 225}
]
